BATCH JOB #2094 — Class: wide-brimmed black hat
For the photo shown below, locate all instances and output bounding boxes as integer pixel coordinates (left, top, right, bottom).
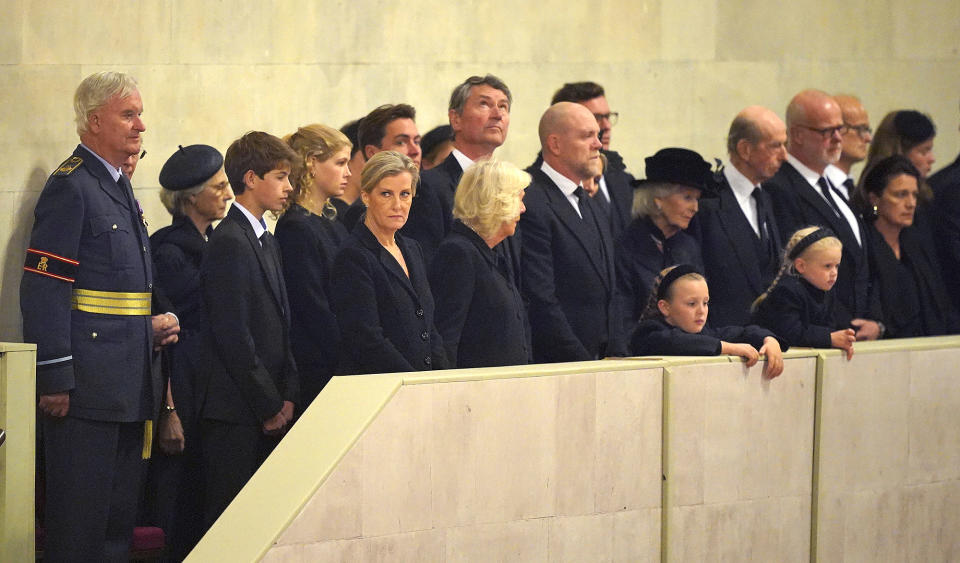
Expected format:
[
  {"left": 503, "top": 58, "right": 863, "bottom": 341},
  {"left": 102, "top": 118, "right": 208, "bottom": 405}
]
[
  {"left": 632, "top": 147, "right": 717, "bottom": 195},
  {"left": 159, "top": 144, "right": 223, "bottom": 191}
]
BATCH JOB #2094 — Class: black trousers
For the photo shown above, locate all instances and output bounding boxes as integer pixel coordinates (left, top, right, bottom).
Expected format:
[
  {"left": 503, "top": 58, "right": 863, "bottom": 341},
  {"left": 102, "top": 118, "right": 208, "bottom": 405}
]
[
  {"left": 199, "top": 419, "right": 280, "bottom": 529},
  {"left": 42, "top": 416, "right": 145, "bottom": 563}
]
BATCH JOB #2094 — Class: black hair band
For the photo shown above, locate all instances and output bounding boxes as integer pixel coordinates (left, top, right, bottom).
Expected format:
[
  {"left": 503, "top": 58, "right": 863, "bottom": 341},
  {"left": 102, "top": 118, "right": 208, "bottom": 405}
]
[
  {"left": 656, "top": 264, "right": 701, "bottom": 301},
  {"left": 788, "top": 227, "right": 835, "bottom": 260}
]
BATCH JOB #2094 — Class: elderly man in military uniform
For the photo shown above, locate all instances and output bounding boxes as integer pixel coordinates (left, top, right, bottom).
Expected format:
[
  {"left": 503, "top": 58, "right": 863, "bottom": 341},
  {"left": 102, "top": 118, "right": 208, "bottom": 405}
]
[{"left": 20, "top": 71, "right": 179, "bottom": 562}]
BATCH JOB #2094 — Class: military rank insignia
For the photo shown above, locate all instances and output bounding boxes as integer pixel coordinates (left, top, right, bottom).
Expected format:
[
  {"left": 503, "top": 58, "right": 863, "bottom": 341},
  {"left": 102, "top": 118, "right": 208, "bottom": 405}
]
[
  {"left": 24, "top": 248, "right": 78, "bottom": 283},
  {"left": 54, "top": 156, "right": 83, "bottom": 176}
]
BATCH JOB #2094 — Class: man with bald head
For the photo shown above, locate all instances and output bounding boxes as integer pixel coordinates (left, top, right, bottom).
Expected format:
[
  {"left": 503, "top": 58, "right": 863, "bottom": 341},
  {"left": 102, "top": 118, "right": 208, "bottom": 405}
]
[
  {"left": 826, "top": 94, "right": 872, "bottom": 199},
  {"left": 520, "top": 102, "right": 624, "bottom": 362},
  {"left": 692, "top": 106, "right": 787, "bottom": 325},
  {"left": 765, "top": 89, "right": 883, "bottom": 339}
]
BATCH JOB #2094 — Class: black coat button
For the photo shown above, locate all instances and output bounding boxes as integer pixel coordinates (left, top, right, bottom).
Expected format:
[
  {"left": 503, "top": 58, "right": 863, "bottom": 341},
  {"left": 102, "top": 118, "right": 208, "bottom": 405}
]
[
  {"left": 416, "top": 308, "right": 424, "bottom": 317},
  {"left": 424, "top": 356, "right": 432, "bottom": 366},
  {"left": 421, "top": 331, "right": 429, "bottom": 340}
]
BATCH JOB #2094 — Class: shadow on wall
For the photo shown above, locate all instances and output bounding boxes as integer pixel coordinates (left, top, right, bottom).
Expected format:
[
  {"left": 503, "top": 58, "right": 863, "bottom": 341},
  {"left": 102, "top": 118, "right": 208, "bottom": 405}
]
[{"left": 0, "top": 166, "right": 48, "bottom": 342}]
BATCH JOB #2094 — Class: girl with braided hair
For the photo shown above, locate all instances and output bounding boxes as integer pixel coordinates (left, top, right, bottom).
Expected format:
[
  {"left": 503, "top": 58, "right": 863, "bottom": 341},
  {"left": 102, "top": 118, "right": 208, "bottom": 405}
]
[
  {"left": 630, "top": 264, "right": 786, "bottom": 378},
  {"left": 751, "top": 226, "right": 857, "bottom": 359}
]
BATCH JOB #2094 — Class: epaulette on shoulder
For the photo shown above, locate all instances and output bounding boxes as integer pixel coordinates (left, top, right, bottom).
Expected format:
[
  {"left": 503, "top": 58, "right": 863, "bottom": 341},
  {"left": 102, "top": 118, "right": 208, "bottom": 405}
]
[{"left": 53, "top": 156, "right": 83, "bottom": 177}]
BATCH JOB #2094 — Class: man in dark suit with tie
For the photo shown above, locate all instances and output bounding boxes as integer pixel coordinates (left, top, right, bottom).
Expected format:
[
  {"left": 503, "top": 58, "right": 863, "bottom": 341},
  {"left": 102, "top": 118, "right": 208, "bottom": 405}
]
[
  {"left": 405, "top": 75, "right": 512, "bottom": 266},
  {"left": 764, "top": 89, "right": 883, "bottom": 339},
  {"left": 520, "top": 102, "right": 624, "bottom": 362},
  {"left": 199, "top": 131, "right": 300, "bottom": 527},
  {"left": 825, "top": 95, "right": 873, "bottom": 200},
  {"left": 549, "top": 81, "right": 635, "bottom": 238},
  {"left": 693, "top": 106, "right": 788, "bottom": 327}
]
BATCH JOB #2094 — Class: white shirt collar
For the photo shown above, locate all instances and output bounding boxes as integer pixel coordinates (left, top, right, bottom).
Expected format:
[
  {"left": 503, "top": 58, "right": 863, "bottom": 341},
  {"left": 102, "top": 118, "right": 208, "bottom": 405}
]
[
  {"left": 232, "top": 201, "right": 266, "bottom": 240},
  {"left": 540, "top": 160, "right": 583, "bottom": 218},
  {"left": 451, "top": 149, "right": 474, "bottom": 172},
  {"left": 80, "top": 143, "right": 121, "bottom": 182},
  {"left": 824, "top": 164, "right": 851, "bottom": 192},
  {"left": 786, "top": 153, "right": 824, "bottom": 189},
  {"left": 723, "top": 162, "right": 761, "bottom": 236}
]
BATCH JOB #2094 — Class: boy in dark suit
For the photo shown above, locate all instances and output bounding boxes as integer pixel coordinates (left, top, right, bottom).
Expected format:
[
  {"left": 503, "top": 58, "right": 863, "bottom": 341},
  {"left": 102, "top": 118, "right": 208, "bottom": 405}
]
[{"left": 199, "top": 131, "right": 300, "bottom": 527}]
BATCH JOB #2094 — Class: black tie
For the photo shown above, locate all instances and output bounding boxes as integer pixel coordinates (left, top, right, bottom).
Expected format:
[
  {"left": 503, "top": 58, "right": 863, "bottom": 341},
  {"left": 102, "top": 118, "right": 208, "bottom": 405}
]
[
  {"left": 817, "top": 177, "right": 843, "bottom": 217},
  {"left": 842, "top": 178, "right": 855, "bottom": 201},
  {"left": 751, "top": 187, "right": 769, "bottom": 242},
  {"left": 573, "top": 186, "right": 590, "bottom": 220},
  {"left": 574, "top": 186, "right": 606, "bottom": 259}
]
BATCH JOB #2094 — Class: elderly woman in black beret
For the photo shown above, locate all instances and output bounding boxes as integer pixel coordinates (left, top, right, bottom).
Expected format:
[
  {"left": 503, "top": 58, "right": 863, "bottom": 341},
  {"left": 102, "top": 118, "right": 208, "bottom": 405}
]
[
  {"left": 147, "top": 144, "right": 233, "bottom": 559},
  {"left": 615, "top": 148, "right": 714, "bottom": 330}
]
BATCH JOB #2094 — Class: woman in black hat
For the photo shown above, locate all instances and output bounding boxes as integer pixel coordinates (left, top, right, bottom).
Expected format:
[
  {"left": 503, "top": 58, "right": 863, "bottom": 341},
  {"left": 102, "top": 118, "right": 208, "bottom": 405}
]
[
  {"left": 276, "top": 124, "right": 352, "bottom": 405},
  {"left": 149, "top": 143, "right": 233, "bottom": 559},
  {"left": 615, "top": 147, "right": 713, "bottom": 331}
]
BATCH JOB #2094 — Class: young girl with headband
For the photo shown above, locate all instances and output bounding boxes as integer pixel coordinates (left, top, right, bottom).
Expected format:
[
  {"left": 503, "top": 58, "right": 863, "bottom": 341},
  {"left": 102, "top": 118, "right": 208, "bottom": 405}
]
[
  {"left": 751, "top": 226, "right": 857, "bottom": 359},
  {"left": 630, "top": 264, "right": 786, "bottom": 378}
]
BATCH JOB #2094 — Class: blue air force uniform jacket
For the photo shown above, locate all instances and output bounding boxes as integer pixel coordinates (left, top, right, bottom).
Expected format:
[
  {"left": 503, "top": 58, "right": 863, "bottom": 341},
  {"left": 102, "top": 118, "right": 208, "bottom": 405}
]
[{"left": 20, "top": 145, "right": 158, "bottom": 422}]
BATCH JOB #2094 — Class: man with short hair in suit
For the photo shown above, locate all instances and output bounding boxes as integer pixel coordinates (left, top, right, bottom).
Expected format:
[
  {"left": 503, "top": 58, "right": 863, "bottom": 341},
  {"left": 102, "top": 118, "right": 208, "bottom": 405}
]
[
  {"left": 825, "top": 95, "right": 873, "bottom": 199},
  {"left": 199, "top": 131, "right": 300, "bottom": 527},
  {"left": 693, "top": 106, "right": 787, "bottom": 326},
  {"left": 764, "top": 89, "right": 883, "bottom": 339},
  {"left": 930, "top": 100, "right": 960, "bottom": 309},
  {"left": 549, "top": 81, "right": 634, "bottom": 238},
  {"left": 406, "top": 74, "right": 513, "bottom": 266},
  {"left": 342, "top": 104, "right": 423, "bottom": 231},
  {"left": 520, "top": 102, "right": 624, "bottom": 362}
]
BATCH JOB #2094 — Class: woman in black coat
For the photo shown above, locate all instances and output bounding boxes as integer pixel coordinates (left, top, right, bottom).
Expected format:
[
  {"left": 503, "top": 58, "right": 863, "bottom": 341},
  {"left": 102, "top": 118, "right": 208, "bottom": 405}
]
[
  {"left": 148, "top": 144, "right": 233, "bottom": 559},
  {"left": 429, "top": 159, "right": 531, "bottom": 368},
  {"left": 331, "top": 151, "right": 448, "bottom": 374},
  {"left": 616, "top": 148, "right": 712, "bottom": 330},
  {"left": 861, "top": 155, "right": 959, "bottom": 337},
  {"left": 276, "top": 124, "right": 351, "bottom": 404}
]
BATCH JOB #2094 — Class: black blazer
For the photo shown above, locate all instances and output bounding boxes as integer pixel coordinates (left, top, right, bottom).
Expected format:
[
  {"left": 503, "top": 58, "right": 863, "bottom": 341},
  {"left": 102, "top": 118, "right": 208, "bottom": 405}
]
[
  {"left": 865, "top": 224, "right": 959, "bottom": 337},
  {"left": 615, "top": 216, "right": 703, "bottom": 330},
  {"left": 750, "top": 275, "right": 839, "bottom": 349},
  {"left": 331, "top": 222, "right": 447, "bottom": 374},
  {"left": 519, "top": 167, "right": 624, "bottom": 362},
  {"left": 200, "top": 205, "right": 299, "bottom": 425},
  {"left": 630, "top": 316, "right": 785, "bottom": 357},
  {"left": 430, "top": 221, "right": 530, "bottom": 368},
  {"left": 400, "top": 161, "right": 455, "bottom": 267},
  {"left": 930, "top": 153, "right": 960, "bottom": 309},
  {"left": 692, "top": 177, "right": 781, "bottom": 327},
  {"left": 764, "top": 161, "right": 878, "bottom": 322},
  {"left": 275, "top": 204, "right": 348, "bottom": 403}
]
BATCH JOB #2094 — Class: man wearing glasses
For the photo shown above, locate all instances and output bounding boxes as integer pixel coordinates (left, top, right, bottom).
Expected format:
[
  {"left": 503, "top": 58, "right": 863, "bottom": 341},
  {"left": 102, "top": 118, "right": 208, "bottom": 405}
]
[
  {"left": 548, "top": 81, "right": 633, "bottom": 237},
  {"left": 765, "top": 89, "right": 883, "bottom": 340},
  {"left": 826, "top": 94, "right": 873, "bottom": 199}
]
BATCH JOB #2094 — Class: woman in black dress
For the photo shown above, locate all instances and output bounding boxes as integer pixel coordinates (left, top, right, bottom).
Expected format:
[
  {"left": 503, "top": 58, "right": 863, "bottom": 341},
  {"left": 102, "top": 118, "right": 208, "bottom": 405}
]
[
  {"left": 331, "top": 151, "right": 448, "bottom": 374},
  {"left": 430, "top": 158, "right": 531, "bottom": 368},
  {"left": 861, "top": 155, "right": 958, "bottom": 337},
  {"left": 276, "top": 124, "right": 352, "bottom": 404},
  {"left": 616, "top": 148, "right": 713, "bottom": 329},
  {"left": 149, "top": 144, "right": 233, "bottom": 559}
]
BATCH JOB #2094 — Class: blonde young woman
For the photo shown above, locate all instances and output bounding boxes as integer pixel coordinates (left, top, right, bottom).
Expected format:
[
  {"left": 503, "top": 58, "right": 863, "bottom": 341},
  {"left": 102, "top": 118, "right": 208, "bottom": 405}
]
[{"left": 275, "top": 124, "right": 352, "bottom": 404}]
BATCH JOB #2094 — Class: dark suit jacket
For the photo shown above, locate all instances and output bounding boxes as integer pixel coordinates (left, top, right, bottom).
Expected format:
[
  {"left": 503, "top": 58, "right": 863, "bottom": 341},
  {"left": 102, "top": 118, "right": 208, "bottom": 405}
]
[
  {"left": 200, "top": 205, "right": 299, "bottom": 425},
  {"left": 331, "top": 223, "right": 447, "bottom": 374},
  {"left": 764, "top": 161, "right": 879, "bottom": 322},
  {"left": 275, "top": 204, "right": 347, "bottom": 403},
  {"left": 692, "top": 176, "right": 781, "bottom": 327},
  {"left": 615, "top": 216, "right": 703, "bottom": 331},
  {"left": 430, "top": 221, "right": 530, "bottom": 368},
  {"left": 530, "top": 149, "right": 634, "bottom": 238},
  {"left": 930, "top": 153, "right": 960, "bottom": 309},
  {"left": 519, "top": 167, "right": 624, "bottom": 362},
  {"left": 400, "top": 163, "right": 454, "bottom": 267}
]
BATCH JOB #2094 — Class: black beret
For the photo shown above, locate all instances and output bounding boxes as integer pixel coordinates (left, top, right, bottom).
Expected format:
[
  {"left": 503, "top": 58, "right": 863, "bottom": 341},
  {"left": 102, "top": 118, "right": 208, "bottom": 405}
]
[
  {"left": 159, "top": 144, "right": 224, "bottom": 191},
  {"left": 634, "top": 147, "right": 717, "bottom": 195},
  {"left": 893, "top": 110, "right": 935, "bottom": 145}
]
